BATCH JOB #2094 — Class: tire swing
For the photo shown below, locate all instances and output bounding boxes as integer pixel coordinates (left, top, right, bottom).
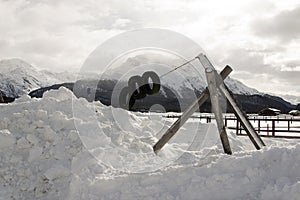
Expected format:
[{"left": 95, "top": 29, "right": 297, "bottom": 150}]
[
  {"left": 119, "top": 86, "right": 136, "bottom": 110},
  {"left": 119, "top": 71, "right": 161, "bottom": 110},
  {"left": 128, "top": 76, "right": 147, "bottom": 100},
  {"left": 142, "top": 71, "right": 161, "bottom": 95}
]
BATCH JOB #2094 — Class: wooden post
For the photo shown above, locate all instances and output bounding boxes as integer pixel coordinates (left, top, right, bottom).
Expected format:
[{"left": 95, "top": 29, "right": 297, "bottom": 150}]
[
  {"left": 240, "top": 122, "right": 242, "bottom": 134},
  {"left": 0, "top": 91, "right": 4, "bottom": 103},
  {"left": 236, "top": 120, "right": 239, "bottom": 135},
  {"left": 152, "top": 66, "right": 232, "bottom": 154},
  {"left": 205, "top": 69, "right": 232, "bottom": 154},
  {"left": 272, "top": 120, "right": 275, "bottom": 137}
]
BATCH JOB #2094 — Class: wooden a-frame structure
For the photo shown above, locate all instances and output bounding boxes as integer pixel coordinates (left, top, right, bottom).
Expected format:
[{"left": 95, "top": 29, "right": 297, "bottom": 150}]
[{"left": 153, "top": 54, "right": 265, "bottom": 154}]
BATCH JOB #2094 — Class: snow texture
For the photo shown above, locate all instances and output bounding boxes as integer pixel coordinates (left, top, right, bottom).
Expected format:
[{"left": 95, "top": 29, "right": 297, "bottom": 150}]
[
  {"left": 0, "top": 87, "right": 300, "bottom": 199},
  {"left": 0, "top": 58, "right": 75, "bottom": 97}
]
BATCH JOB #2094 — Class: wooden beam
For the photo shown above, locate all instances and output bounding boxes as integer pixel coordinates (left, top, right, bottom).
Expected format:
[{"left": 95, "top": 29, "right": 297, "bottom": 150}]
[
  {"left": 218, "top": 84, "right": 266, "bottom": 149},
  {"left": 199, "top": 55, "right": 232, "bottom": 154},
  {"left": 0, "top": 91, "right": 4, "bottom": 103}
]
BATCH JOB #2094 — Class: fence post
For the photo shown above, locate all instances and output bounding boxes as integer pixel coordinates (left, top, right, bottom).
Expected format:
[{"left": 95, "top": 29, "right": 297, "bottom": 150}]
[
  {"left": 272, "top": 120, "right": 275, "bottom": 137},
  {"left": 236, "top": 120, "right": 239, "bottom": 135},
  {"left": 240, "top": 122, "right": 242, "bottom": 134}
]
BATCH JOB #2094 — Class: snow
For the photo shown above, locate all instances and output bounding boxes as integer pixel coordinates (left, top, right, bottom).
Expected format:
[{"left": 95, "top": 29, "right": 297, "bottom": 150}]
[
  {"left": 106, "top": 55, "right": 260, "bottom": 96},
  {"left": 272, "top": 94, "right": 300, "bottom": 105},
  {"left": 268, "top": 108, "right": 281, "bottom": 112},
  {"left": 289, "top": 110, "right": 300, "bottom": 116},
  {"left": 0, "top": 58, "right": 76, "bottom": 97},
  {"left": 224, "top": 77, "right": 260, "bottom": 95},
  {"left": 1, "top": 87, "right": 300, "bottom": 199}
]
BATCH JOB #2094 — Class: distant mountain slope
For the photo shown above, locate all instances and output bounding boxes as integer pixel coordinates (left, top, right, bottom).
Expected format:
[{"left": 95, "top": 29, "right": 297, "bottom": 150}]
[
  {"left": 1, "top": 58, "right": 298, "bottom": 113},
  {"left": 102, "top": 55, "right": 260, "bottom": 96},
  {"left": 0, "top": 58, "right": 260, "bottom": 98},
  {"left": 0, "top": 58, "right": 76, "bottom": 97},
  {"left": 275, "top": 94, "right": 300, "bottom": 105},
  {"left": 29, "top": 79, "right": 297, "bottom": 113}
]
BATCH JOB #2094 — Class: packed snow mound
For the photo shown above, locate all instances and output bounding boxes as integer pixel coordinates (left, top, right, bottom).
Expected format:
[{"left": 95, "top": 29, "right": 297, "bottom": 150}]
[{"left": 0, "top": 87, "right": 300, "bottom": 200}]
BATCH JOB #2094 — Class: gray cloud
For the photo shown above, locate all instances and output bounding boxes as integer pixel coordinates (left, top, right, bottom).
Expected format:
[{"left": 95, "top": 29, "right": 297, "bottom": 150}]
[
  {"left": 209, "top": 45, "right": 300, "bottom": 96},
  {"left": 275, "top": 70, "right": 300, "bottom": 86},
  {"left": 284, "top": 60, "right": 300, "bottom": 68},
  {"left": 252, "top": 6, "right": 300, "bottom": 42},
  {"left": 211, "top": 48, "right": 274, "bottom": 74}
]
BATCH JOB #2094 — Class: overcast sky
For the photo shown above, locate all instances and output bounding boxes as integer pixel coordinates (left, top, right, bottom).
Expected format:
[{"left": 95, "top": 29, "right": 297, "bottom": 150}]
[{"left": 0, "top": 0, "right": 299, "bottom": 98}]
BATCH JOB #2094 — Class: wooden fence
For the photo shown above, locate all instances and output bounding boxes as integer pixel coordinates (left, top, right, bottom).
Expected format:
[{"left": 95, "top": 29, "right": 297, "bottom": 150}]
[{"left": 164, "top": 114, "right": 300, "bottom": 139}]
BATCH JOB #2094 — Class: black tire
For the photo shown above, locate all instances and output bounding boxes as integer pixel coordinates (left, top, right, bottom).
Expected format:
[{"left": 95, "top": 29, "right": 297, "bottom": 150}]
[
  {"left": 142, "top": 71, "right": 161, "bottom": 95},
  {"left": 119, "top": 86, "right": 135, "bottom": 110},
  {"left": 128, "top": 75, "right": 147, "bottom": 100}
]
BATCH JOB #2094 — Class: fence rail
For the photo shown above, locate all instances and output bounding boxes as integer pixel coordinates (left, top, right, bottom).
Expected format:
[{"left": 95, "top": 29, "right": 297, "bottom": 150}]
[{"left": 164, "top": 114, "right": 300, "bottom": 139}]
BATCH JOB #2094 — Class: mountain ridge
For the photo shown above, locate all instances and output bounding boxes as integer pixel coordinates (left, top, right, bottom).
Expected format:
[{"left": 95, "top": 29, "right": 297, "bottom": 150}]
[
  {"left": 0, "top": 58, "right": 298, "bottom": 112},
  {"left": 0, "top": 58, "right": 76, "bottom": 97}
]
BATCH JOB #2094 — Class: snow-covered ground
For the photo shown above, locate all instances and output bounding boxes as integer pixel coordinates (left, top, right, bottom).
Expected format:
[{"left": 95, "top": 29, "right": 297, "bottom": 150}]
[{"left": 1, "top": 87, "right": 300, "bottom": 200}]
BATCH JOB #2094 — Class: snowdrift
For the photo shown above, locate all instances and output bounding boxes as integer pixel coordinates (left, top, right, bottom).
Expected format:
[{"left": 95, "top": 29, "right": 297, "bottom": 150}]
[{"left": 0, "top": 87, "right": 299, "bottom": 200}]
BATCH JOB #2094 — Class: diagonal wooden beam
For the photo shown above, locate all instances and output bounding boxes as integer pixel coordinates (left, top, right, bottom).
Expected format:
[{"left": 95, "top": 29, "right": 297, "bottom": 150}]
[{"left": 218, "top": 83, "right": 265, "bottom": 149}]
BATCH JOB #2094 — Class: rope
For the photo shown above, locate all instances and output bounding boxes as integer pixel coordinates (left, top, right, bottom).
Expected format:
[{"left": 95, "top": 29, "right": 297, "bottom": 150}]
[{"left": 159, "top": 57, "right": 197, "bottom": 78}]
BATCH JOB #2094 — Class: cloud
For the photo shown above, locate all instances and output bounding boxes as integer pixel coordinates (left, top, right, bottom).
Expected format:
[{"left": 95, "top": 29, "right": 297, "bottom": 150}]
[
  {"left": 0, "top": 0, "right": 202, "bottom": 71},
  {"left": 252, "top": 5, "right": 300, "bottom": 43},
  {"left": 208, "top": 44, "right": 300, "bottom": 96},
  {"left": 223, "top": 49, "right": 272, "bottom": 73}
]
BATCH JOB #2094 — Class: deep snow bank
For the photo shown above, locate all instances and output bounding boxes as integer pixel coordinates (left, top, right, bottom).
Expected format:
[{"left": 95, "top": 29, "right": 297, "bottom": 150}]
[{"left": 0, "top": 87, "right": 299, "bottom": 200}]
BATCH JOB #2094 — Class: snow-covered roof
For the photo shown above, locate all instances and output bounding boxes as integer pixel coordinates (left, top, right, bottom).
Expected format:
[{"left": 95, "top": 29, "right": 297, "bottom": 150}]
[
  {"left": 289, "top": 110, "right": 300, "bottom": 113},
  {"left": 267, "top": 108, "right": 281, "bottom": 112}
]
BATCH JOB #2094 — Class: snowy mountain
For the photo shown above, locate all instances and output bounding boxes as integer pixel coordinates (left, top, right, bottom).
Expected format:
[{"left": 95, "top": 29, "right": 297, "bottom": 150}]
[
  {"left": 0, "top": 57, "right": 259, "bottom": 98},
  {"left": 1, "top": 57, "right": 297, "bottom": 113},
  {"left": 274, "top": 94, "right": 300, "bottom": 105},
  {"left": 102, "top": 55, "right": 260, "bottom": 96},
  {"left": 0, "top": 58, "right": 76, "bottom": 97}
]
